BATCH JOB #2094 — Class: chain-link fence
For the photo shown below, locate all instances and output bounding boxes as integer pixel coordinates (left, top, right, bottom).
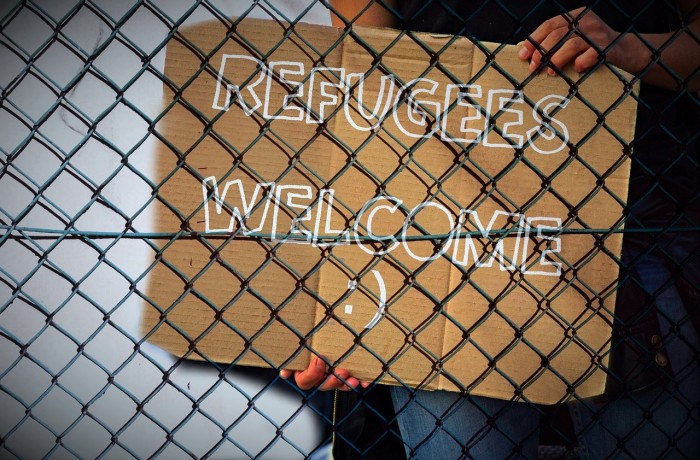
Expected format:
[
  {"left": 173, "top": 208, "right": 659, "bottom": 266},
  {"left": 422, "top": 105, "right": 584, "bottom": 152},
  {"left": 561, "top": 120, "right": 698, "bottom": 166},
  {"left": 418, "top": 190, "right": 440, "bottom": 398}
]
[{"left": 1, "top": 0, "right": 698, "bottom": 458}]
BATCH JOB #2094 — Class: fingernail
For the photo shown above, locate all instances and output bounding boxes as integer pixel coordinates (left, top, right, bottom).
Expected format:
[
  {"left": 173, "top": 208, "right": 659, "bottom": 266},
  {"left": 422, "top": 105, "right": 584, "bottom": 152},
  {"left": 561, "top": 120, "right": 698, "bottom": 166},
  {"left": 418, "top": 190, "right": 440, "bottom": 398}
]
[
  {"left": 361, "top": 381, "right": 370, "bottom": 389},
  {"left": 518, "top": 47, "right": 528, "bottom": 59},
  {"left": 529, "top": 62, "right": 536, "bottom": 72},
  {"left": 547, "top": 68, "right": 555, "bottom": 76},
  {"left": 315, "top": 357, "right": 325, "bottom": 370}
]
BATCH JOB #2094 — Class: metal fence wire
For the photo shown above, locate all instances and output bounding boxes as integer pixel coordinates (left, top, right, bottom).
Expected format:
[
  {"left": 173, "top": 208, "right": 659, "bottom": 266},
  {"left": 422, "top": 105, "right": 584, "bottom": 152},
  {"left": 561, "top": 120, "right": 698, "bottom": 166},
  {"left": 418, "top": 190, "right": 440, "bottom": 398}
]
[{"left": 1, "top": 0, "right": 699, "bottom": 458}]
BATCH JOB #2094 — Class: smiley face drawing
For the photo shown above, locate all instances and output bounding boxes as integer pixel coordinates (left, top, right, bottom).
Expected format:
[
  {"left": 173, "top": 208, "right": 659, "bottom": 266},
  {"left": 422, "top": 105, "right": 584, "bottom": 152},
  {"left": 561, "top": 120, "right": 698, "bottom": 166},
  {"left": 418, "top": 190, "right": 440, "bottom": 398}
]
[
  {"left": 363, "top": 270, "right": 386, "bottom": 331},
  {"left": 344, "top": 270, "right": 387, "bottom": 332}
]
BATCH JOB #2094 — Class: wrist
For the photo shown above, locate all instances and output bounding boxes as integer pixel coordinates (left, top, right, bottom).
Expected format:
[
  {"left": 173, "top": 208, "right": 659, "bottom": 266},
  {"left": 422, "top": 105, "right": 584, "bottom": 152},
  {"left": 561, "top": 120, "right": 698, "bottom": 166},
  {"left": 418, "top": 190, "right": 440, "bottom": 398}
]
[{"left": 617, "top": 33, "right": 650, "bottom": 76}]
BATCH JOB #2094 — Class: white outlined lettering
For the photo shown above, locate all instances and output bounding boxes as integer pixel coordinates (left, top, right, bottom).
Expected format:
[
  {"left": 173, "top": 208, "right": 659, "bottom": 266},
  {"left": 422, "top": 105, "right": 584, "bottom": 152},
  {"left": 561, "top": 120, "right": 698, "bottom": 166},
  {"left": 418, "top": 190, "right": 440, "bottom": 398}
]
[
  {"left": 202, "top": 178, "right": 563, "bottom": 277},
  {"left": 211, "top": 56, "right": 572, "bottom": 153}
]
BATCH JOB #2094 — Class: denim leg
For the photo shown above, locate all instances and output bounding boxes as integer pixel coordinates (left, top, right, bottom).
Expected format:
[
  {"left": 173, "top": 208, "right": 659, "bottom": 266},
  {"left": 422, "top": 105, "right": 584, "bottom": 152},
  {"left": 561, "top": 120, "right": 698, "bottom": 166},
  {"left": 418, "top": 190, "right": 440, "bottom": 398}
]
[
  {"left": 569, "top": 247, "right": 700, "bottom": 459},
  {"left": 390, "top": 386, "right": 540, "bottom": 459}
]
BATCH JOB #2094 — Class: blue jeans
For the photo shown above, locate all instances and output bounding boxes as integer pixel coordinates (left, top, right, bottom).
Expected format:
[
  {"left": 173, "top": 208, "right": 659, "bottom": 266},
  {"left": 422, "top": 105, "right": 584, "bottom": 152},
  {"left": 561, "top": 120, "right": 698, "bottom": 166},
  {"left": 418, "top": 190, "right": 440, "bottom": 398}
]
[
  {"left": 390, "top": 388, "right": 540, "bottom": 459},
  {"left": 568, "top": 239, "right": 700, "bottom": 459},
  {"left": 391, "top": 242, "right": 700, "bottom": 459}
]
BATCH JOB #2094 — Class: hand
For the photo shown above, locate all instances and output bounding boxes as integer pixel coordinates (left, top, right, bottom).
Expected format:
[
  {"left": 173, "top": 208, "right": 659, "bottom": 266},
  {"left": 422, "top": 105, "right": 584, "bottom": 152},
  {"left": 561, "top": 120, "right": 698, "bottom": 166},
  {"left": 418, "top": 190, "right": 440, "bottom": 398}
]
[
  {"left": 518, "top": 7, "right": 643, "bottom": 75},
  {"left": 280, "top": 356, "right": 369, "bottom": 391}
]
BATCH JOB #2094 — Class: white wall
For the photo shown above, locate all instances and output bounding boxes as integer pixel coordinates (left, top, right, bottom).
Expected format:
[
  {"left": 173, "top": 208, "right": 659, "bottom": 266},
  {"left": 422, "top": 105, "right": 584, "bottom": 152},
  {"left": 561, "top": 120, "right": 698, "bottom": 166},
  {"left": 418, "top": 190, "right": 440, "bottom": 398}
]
[{"left": 0, "top": 1, "right": 333, "bottom": 458}]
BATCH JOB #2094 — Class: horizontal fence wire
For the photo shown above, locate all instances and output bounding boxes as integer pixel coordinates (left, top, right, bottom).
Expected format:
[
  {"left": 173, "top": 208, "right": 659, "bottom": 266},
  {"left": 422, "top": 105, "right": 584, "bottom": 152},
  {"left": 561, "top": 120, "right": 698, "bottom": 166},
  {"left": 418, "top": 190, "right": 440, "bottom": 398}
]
[{"left": 1, "top": 0, "right": 699, "bottom": 459}]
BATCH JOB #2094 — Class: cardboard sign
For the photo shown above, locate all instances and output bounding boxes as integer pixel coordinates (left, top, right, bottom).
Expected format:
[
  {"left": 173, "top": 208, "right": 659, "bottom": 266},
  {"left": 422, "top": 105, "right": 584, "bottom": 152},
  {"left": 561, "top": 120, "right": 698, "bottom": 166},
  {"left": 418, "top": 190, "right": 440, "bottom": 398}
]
[{"left": 143, "top": 17, "right": 638, "bottom": 404}]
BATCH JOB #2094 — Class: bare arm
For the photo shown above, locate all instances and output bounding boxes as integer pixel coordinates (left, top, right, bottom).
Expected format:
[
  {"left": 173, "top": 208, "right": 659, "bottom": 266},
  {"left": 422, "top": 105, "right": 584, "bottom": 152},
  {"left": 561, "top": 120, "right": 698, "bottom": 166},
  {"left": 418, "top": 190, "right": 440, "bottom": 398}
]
[
  {"left": 328, "top": 0, "right": 398, "bottom": 28},
  {"left": 626, "top": 0, "right": 700, "bottom": 90},
  {"left": 519, "top": 1, "right": 700, "bottom": 91}
]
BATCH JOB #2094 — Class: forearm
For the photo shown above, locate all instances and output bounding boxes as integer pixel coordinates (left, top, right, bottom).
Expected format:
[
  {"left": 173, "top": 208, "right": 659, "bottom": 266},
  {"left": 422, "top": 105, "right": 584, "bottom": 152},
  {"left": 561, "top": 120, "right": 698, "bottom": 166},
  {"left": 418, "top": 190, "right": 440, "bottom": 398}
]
[
  {"left": 622, "top": 25, "right": 700, "bottom": 91},
  {"left": 328, "top": 0, "right": 398, "bottom": 28}
]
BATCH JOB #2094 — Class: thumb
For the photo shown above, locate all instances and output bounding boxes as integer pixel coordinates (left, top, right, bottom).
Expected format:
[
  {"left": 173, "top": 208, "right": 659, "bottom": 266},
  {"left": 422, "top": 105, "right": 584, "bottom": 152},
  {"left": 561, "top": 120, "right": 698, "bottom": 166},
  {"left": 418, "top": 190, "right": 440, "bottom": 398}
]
[{"left": 295, "top": 356, "right": 328, "bottom": 390}]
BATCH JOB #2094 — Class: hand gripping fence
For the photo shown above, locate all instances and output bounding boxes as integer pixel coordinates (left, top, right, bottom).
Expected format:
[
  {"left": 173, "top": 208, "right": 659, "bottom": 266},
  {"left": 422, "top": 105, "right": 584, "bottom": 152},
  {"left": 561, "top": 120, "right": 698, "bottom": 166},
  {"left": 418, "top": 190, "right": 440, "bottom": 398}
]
[{"left": 1, "top": 0, "right": 699, "bottom": 459}]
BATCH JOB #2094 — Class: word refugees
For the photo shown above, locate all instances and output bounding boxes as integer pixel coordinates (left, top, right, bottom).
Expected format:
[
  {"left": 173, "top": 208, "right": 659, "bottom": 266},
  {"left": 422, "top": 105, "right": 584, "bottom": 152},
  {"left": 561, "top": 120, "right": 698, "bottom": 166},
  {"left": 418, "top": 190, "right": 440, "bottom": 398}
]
[{"left": 212, "top": 55, "right": 571, "bottom": 154}]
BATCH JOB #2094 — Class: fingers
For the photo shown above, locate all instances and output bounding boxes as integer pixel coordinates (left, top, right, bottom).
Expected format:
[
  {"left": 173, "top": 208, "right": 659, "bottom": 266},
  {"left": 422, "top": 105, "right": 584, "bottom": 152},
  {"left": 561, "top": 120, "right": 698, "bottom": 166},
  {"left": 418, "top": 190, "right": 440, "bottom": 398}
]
[
  {"left": 294, "top": 356, "right": 329, "bottom": 390},
  {"left": 520, "top": 14, "right": 569, "bottom": 61},
  {"left": 574, "top": 47, "right": 600, "bottom": 73},
  {"left": 546, "top": 36, "right": 590, "bottom": 75},
  {"left": 527, "top": 27, "right": 569, "bottom": 73},
  {"left": 279, "top": 369, "right": 293, "bottom": 379},
  {"left": 320, "top": 368, "right": 359, "bottom": 391},
  {"left": 280, "top": 356, "right": 369, "bottom": 391},
  {"left": 519, "top": 7, "right": 605, "bottom": 75}
]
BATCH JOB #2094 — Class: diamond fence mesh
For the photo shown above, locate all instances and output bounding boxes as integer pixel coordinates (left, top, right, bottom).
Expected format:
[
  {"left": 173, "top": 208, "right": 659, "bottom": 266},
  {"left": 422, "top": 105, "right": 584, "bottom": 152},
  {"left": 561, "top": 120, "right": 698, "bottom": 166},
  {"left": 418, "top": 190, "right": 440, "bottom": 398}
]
[{"left": 1, "top": 0, "right": 699, "bottom": 459}]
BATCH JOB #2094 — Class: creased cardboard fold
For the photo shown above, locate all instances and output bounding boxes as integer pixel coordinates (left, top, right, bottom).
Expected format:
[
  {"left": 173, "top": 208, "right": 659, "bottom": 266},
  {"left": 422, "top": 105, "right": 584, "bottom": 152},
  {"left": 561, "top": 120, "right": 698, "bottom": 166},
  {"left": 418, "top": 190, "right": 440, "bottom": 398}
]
[{"left": 143, "top": 17, "right": 638, "bottom": 404}]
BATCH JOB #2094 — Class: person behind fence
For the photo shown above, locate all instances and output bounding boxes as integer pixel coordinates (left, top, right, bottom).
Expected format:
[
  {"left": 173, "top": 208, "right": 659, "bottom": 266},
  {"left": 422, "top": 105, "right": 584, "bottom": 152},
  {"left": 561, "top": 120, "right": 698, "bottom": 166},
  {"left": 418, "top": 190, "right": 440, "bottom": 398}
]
[{"left": 282, "top": 1, "right": 700, "bottom": 458}]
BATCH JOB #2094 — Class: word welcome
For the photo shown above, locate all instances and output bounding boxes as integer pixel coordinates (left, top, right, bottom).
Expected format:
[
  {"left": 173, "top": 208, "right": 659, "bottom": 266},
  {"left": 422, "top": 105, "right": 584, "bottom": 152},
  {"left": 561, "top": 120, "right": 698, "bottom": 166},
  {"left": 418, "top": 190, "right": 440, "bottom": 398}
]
[
  {"left": 202, "top": 177, "right": 563, "bottom": 276},
  {"left": 212, "top": 55, "right": 571, "bottom": 154}
]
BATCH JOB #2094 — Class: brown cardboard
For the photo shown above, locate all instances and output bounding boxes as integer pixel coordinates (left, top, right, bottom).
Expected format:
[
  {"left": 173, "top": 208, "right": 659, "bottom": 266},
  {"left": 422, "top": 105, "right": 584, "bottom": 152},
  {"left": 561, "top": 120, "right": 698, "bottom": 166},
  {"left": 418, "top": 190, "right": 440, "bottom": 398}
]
[{"left": 143, "top": 17, "right": 638, "bottom": 404}]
